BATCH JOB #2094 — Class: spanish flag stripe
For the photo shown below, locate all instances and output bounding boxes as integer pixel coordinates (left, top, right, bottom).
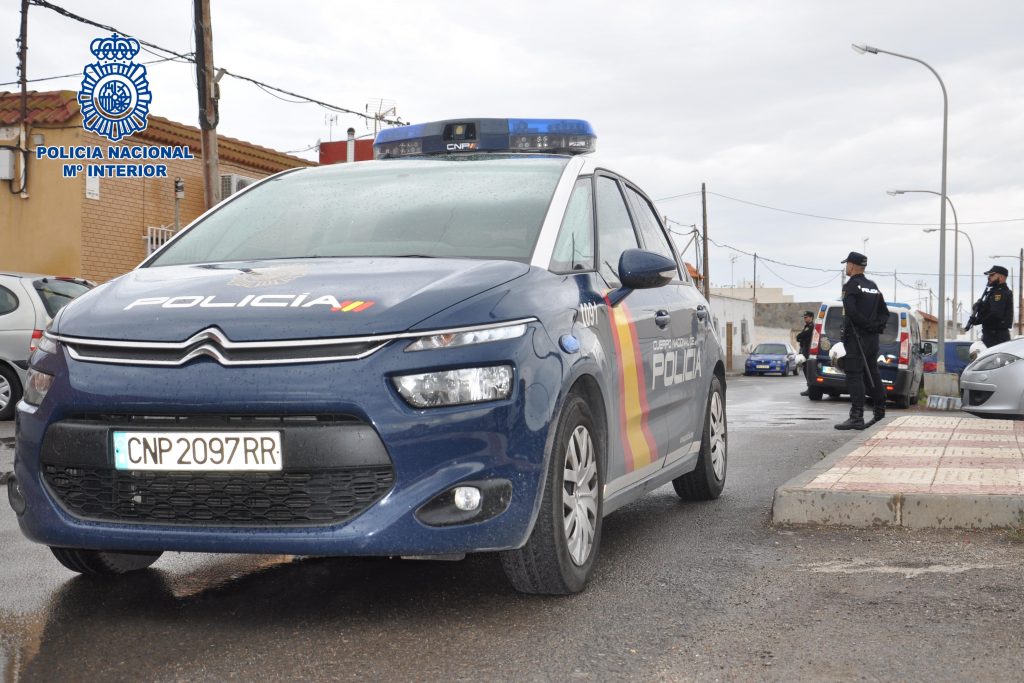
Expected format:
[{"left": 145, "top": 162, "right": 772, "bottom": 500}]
[
  {"left": 605, "top": 297, "right": 635, "bottom": 472},
  {"left": 606, "top": 297, "right": 657, "bottom": 472},
  {"left": 625, "top": 309, "right": 660, "bottom": 467},
  {"left": 353, "top": 301, "right": 375, "bottom": 312},
  {"left": 341, "top": 300, "right": 364, "bottom": 312}
]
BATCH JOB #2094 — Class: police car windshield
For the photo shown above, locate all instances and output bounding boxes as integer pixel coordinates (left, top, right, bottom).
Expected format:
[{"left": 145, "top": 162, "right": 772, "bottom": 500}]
[
  {"left": 149, "top": 156, "right": 568, "bottom": 266},
  {"left": 823, "top": 307, "right": 900, "bottom": 342}
]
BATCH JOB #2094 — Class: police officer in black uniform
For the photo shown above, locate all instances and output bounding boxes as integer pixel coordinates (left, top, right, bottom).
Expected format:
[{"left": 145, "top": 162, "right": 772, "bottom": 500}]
[
  {"left": 836, "top": 251, "right": 889, "bottom": 431},
  {"left": 966, "top": 265, "right": 1014, "bottom": 348},
  {"left": 796, "top": 310, "right": 814, "bottom": 396}
]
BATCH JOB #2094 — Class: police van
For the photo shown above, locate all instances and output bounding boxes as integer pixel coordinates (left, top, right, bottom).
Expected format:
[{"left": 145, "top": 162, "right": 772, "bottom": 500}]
[
  {"left": 804, "top": 300, "right": 927, "bottom": 408},
  {"left": 10, "top": 118, "right": 727, "bottom": 594}
]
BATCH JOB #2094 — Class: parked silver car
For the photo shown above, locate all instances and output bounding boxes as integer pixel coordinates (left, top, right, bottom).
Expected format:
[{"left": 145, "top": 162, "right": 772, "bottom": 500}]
[
  {"left": 0, "top": 273, "right": 93, "bottom": 419},
  {"left": 960, "top": 336, "right": 1024, "bottom": 419}
]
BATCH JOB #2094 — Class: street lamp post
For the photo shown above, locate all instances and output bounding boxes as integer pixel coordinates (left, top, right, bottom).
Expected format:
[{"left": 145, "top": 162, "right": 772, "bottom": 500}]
[
  {"left": 990, "top": 250, "right": 1024, "bottom": 337},
  {"left": 854, "top": 43, "right": 949, "bottom": 372},
  {"left": 888, "top": 189, "right": 971, "bottom": 338}
]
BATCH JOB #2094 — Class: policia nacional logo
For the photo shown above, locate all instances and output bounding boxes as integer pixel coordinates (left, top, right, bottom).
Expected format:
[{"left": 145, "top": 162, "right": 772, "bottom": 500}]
[{"left": 78, "top": 34, "right": 152, "bottom": 142}]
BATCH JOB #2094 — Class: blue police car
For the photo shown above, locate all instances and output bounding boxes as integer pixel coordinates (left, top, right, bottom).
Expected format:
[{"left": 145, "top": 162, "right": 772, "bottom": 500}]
[{"left": 10, "top": 118, "right": 727, "bottom": 594}]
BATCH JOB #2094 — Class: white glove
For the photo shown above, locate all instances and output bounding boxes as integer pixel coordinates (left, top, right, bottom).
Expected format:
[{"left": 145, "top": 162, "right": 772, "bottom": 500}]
[
  {"left": 795, "top": 353, "right": 806, "bottom": 367},
  {"left": 829, "top": 342, "right": 846, "bottom": 363},
  {"left": 969, "top": 341, "right": 986, "bottom": 360}
]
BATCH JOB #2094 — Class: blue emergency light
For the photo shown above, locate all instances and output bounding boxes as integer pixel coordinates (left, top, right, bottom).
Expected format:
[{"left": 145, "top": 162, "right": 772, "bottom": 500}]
[{"left": 373, "top": 118, "right": 596, "bottom": 158}]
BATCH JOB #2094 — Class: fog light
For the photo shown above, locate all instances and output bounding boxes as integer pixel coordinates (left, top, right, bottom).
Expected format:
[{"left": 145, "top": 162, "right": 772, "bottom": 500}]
[
  {"left": 453, "top": 486, "right": 481, "bottom": 511},
  {"left": 6, "top": 475, "right": 26, "bottom": 514}
]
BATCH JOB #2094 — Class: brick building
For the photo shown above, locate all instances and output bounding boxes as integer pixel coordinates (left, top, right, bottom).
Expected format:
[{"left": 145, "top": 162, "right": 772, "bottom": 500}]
[{"left": 0, "top": 90, "right": 314, "bottom": 282}]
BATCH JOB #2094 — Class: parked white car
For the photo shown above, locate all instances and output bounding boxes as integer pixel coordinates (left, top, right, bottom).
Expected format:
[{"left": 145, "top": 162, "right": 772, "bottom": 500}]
[{"left": 0, "top": 273, "right": 93, "bottom": 419}]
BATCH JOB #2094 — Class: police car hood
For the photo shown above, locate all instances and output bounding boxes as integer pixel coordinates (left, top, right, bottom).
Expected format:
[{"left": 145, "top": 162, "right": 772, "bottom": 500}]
[{"left": 56, "top": 258, "right": 531, "bottom": 342}]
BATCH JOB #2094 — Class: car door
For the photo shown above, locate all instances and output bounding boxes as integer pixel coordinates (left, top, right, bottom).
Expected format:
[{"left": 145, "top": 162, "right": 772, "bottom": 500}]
[
  {"left": 593, "top": 173, "right": 673, "bottom": 490},
  {"left": 621, "top": 184, "right": 707, "bottom": 467}
]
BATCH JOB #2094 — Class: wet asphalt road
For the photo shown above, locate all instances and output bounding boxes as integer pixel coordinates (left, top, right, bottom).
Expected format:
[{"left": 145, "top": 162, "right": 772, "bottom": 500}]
[{"left": 1, "top": 376, "right": 1022, "bottom": 682}]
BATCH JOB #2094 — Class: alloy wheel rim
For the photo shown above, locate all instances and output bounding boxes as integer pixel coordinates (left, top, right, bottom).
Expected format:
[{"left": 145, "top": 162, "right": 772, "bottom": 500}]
[
  {"left": 0, "top": 374, "right": 10, "bottom": 412},
  {"left": 709, "top": 391, "right": 726, "bottom": 480},
  {"left": 562, "top": 424, "right": 598, "bottom": 566}
]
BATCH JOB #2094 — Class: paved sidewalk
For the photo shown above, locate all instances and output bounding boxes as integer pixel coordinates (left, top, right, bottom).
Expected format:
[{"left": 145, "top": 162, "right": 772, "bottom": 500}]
[{"left": 773, "top": 415, "right": 1024, "bottom": 528}]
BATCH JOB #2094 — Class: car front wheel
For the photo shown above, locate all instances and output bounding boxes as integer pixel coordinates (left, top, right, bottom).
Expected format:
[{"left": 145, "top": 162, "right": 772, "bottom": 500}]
[
  {"left": 501, "top": 393, "right": 603, "bottom": 594},
  {"left": 0, "top": 365, "right": 22, "bottom": 421},
  {"left": 673, "top": 374, "right": 726, "bottom": 501}
]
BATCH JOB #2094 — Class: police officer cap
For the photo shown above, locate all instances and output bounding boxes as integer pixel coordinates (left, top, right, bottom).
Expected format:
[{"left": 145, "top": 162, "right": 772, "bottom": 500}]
[
  {"left": 803, "top": 310, "right": 814, "bottom": 317},
  {"left": 984, "top": 265, "right": 1009, "bottom": 277},
  {"left": 841, "top": 251, "right": 868, "bottom": 266}
]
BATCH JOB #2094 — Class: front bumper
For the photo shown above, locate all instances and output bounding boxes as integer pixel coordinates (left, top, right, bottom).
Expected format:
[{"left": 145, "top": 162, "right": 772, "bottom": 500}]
[
  {"left": 12, "top": 326, "right": 564, "bottom": 556},
  {"left": 960, "top": 364, "right": 1024, "bottom": 418}
]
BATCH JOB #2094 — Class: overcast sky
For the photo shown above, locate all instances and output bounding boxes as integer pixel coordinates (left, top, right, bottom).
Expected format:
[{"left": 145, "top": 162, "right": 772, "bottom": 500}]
[{"left": 2, "top": 1, "right": 1022, "bottom": 320}]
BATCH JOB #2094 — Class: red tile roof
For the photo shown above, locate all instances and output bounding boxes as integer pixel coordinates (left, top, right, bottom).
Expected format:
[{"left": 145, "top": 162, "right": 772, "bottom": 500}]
[
  {"left": 684, "top": 262, "right": 703, "bottom": 281},
  {"left": 0, "top": 90, "right": 313, "bottom": 172},
  {"left": 0, "top": 90, "right": 79, "bottom": 125},
  {"left": 917, "top": 310, "right": 937, "bottom": 323}
]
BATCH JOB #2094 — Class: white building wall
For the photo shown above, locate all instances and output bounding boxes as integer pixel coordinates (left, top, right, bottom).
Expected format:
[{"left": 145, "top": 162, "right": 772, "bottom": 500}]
[{"left": 708, "top": 294, "right": 754, "bottom": 371}]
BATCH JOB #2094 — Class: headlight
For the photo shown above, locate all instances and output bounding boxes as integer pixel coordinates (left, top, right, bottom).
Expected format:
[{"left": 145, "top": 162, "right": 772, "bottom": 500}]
[
  {"left": 405, "top": 323, "right": 528, "bottom": 351},
  {"left": 23, "top": 368, "right": 54, "bottom": 406},
  {"left": 36, "top": 334, "right": 59, "bottom": 355},
  {"left": 971, "top": 353, "right": 1020, "bottom": 372},
  {"left": 393, "top": 366, "right": 513, "bottom": 408}
]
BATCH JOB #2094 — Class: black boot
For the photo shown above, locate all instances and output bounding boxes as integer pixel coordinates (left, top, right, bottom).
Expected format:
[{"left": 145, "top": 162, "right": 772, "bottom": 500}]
[
  {"left": 800, "top": 390, "right": 810, "bottom": 396},
  {"left": 835, "top": 405, "right": 865, "bottom": 430},
  {"left": 865, "top": 407, "right": 885, "bottom": 428}
]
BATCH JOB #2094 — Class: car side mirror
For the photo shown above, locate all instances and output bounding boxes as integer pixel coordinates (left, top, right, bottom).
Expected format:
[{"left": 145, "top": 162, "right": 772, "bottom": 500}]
[
  {"left": 919, "top": 342, "right": 934, "bottom": 355},
  {"left": 607, "top": 249, "right": 677, "bottom": 306}
]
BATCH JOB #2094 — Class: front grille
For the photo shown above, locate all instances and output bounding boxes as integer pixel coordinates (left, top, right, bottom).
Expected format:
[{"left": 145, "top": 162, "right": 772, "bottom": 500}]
[{"left": 43, "top": 464, "right": 394, "bottom": 526}]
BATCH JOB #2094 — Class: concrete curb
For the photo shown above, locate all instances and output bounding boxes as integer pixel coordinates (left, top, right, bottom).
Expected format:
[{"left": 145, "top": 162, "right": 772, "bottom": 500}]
[{"left": 771, "top": 417, "right": 1024, "bottom": 529}]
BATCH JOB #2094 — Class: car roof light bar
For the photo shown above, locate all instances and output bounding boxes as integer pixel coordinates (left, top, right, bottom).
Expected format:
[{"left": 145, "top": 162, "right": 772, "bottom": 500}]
[{"left": 373, "top": 118, "right": 596, "bottom": 158}]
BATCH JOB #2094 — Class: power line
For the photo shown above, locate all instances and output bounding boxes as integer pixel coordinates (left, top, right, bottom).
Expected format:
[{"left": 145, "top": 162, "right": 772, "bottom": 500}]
[
  {"left": 707, "top": 190, "right": 1024, "bottom": 226},
  {"left": 757, "top": 260, "right": 841, "bottom": 289},
  {"left": 0, "top": 55, "right": 186, "bottom": 87},
  {"left": 25, "top": 0, "right": 404, "bottom": 126},
  {"left": 653, "top": 191, "right": 701, "bottom": 202}
]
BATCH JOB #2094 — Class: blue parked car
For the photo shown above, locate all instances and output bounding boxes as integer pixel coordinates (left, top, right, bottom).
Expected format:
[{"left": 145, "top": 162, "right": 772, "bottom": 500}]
[
  {"left": 8, "top": 117, "right": 728, "bottom": 595},
  {"left": 922, "top": 340, "right": 973, "bottom": 377},
  {"left": 744, "top": 342, "right": 798, "bottom": 376}
]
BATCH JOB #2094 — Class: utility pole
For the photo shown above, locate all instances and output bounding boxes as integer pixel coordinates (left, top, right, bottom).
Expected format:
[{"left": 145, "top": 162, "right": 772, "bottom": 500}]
[
  {"left": 16, "top": 0, "right": 28, "bottom": 196},
  {"left": 701, "top": 183, "right": 710, "bottom": 299},
  {"left": 893, "top": 271, "right": 897, "bottom": 302},
  {"left": 752, "top": 253, "right": 758, "bottom": 304},
  {"left": 1019, "top": 248, "right": 1023, "bottom": 336},
  {"left": 194, "top": 0, "right": 220, "bottom": 209}
]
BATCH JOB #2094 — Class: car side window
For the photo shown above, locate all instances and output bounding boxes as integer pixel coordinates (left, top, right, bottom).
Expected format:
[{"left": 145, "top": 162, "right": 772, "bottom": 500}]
[
  {"left": 595, "top": 175, "right": 640, "bottom": 287},
  {"left": 549, "top": 178, "right": 595, "bottom": 273},
  {"left": 0, "top": 286, "right": 18, "bottom": 316},
  {"left": 623, "top": 186, "right": 680, "bottom": 279}
]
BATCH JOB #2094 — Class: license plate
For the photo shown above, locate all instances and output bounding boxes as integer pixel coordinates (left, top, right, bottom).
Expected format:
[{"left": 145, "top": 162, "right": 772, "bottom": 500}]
[
  {"left": 113, "top": 431, "right": 282, "bottom": 471},
  {"left": 821, "top": 365, "right": 844, "bottom": 376},
  {"left": 757, "top": 364, "right": 770, "bottom": 369}
]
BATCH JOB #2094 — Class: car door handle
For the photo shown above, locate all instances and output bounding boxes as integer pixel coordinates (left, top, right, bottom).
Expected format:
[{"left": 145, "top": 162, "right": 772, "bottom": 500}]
[
  {"left": 655, "top": 311, "right": 671, "bottom": 328},
  {"left": 695, "top": 305, "right": 708, "bottom": 322}
]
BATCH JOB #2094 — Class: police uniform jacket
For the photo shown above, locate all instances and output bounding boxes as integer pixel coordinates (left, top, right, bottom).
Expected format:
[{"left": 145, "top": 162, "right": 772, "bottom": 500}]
[
  {"left": 841, "top": 274, "right": 888, "bottom": 341},
  {"left": 980, "top": 282, "right": 1014, "bottom": 331},
  {"left": 796, "top": 323, "right": 813, "bottom": 355}
]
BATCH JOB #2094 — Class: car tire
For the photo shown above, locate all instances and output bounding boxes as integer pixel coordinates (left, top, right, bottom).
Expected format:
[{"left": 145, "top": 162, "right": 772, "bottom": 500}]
[
  {"left": 895, "top": 394, "right": 911, "bottom": 409},
  {"left": 807, "top": 388, "right": 823, "bottom": 401},
  {"left": 0, "top": 364, "right": 22, "bottom": 421},
  {"left": 792, "top": 366, "right": 799, "bottom": 376},
  {"left": 673, "top": 374, "right": 726, "bottom": 501},
  {"left": 910, "top": 381, "right": 921, "bottom": 406},
  {"left": 500, "top": 393, "right": 603, "bottom": 595},
  {"left": 50, "top": 547, "right": 162, "bottom": 575}
]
